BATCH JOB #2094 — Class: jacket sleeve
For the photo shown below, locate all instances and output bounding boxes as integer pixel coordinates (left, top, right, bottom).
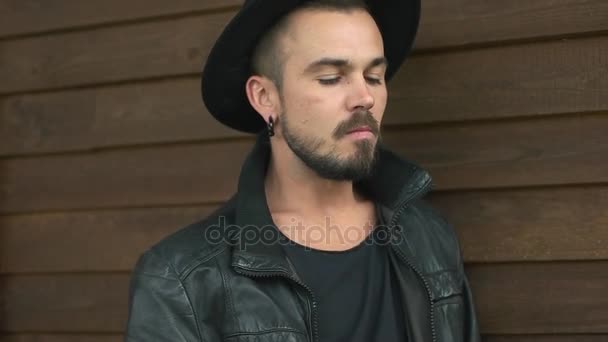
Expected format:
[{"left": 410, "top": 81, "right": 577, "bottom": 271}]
[
  {"left": 125, "top": 250, "right": 202, "bottom": 342},
  {"left": 462, "top": 274, "right": 481, "bottom": 342},
  {"left": 452, "top": 217, "right": 481, "bottom": 342}
]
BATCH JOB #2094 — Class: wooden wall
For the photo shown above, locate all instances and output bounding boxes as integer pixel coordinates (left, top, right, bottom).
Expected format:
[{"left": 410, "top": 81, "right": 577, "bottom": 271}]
[{"left": 1, "top": 1, "right": 607, "bottom": 341}]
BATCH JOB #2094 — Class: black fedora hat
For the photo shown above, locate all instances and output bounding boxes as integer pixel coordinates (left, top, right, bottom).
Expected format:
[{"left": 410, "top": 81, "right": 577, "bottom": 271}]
[{"left": 201, "top": 0, "right": 421, "bottom": 134}]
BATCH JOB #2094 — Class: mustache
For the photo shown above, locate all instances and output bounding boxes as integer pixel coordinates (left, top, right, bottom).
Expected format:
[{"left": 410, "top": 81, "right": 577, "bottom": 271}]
[{"left": 333, "top": 110, "right": 380, "bottom": 139}]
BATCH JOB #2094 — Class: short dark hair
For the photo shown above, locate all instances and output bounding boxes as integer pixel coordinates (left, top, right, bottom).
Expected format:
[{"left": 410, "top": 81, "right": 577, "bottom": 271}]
[{"left": 250, "top": 0, "right": 369, "bottom": 89}]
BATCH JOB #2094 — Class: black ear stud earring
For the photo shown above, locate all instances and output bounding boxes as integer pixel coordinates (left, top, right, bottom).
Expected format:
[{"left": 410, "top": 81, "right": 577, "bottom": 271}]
[{"left": 267, "top": 116, "right": 275, "bottom": 137}]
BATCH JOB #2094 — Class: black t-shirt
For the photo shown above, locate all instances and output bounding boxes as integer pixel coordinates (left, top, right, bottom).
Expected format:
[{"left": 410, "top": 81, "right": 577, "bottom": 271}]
[{"left": 280, "top": 203, "right": 408, "bottom": 342}]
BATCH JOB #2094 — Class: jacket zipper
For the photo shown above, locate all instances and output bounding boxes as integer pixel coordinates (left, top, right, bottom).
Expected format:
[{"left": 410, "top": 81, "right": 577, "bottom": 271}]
[
  {"left": 389, "top": 178, "right": 437, "bottom": 342},
  {"left": 233, "top": 176, "right": 433, "bottom": 342},
  {"left": 233, "top": 265, "right": 319, "bottom": 342}
]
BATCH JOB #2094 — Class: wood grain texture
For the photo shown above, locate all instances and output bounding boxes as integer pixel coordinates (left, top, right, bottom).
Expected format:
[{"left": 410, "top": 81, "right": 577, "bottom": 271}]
[
  {"left": 0, "top": 274, "right": 129, "bottom": 332},
  {"left": 483, "top": 336, "right": 608, "bottom": 342},
  {"left": 468, "top": 262, "right": 608, "bottom": 334},
  {"left": 2, "top": 262, "right": 607, "bottom": 333},
  {"left": 0, "top": 206, "right": 218, "bottom": 274},
  {"left": 0, "top": 12, "right": 232, "bottom": 94},
  {"left": 430, "top": 186, "right": 608, "bottom": 263},
  {"left": 2, "top": 35, "right": 608, "bottom": 156},
  {"left": 0, "top": 334, "right": 122, "bottom": 342},
  {"left": 0, "top": 139, "right": 251, "bottom": 214},
  {"left": 0, "top": 335, "right": 605, "bottom": 342},
  {"left": 416, "top": 0, "right": 608, "bottom": 50},
  {"left": 2, "top": 114, "right": 607, "bottom": 213},
  {"left": 385, "top": 35, "right": 608, "bottom": 126},
  {"left": 0, "top": 79, "right": 243, "bottom": 156},
  {"left": 384, "top": 114, "right": 608, "bottom": 190},
  {"left": 2, "top": 0, "right": 608, "bottom": 46},
  {"left": 2, "top": 5, "right": 608, "bottom": 94},
  {"left": 0, "top": 0, "right": 240, "bottom": 37},
  {"left": 2, "top": 186, "right": 606, "bottom": 273}
]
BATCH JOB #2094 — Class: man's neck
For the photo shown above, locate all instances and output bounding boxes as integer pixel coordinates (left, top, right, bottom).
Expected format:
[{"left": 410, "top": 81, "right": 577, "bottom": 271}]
[
  {"left": 262, "top": 140, "right": 378, "bottom": 251},
  {"left": 264, "top": 147, "right": 366, "bottom": 218}
]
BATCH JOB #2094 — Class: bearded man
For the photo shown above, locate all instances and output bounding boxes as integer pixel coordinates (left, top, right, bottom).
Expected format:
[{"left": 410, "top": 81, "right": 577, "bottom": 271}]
[{"left": 125, "top": 1, "right": 481, "bottom": 341}]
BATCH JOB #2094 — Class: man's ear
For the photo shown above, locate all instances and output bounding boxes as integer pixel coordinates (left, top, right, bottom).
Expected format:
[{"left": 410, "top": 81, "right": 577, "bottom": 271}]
[{"left": 245, "top": 75, "right": 281, "bottom": 123}]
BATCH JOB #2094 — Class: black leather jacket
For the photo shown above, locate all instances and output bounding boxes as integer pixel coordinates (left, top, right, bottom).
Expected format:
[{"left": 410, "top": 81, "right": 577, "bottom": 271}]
[{"left": 125, "top": 133, "right": 481, "bottom": 342}]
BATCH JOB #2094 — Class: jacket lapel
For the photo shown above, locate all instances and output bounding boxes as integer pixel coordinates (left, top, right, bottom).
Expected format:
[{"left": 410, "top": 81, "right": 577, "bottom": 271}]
[
  {"left": 230, "top": 133, "right": 295, "bottom": 276},
  {"left": 230, "top": 132, "right": 433, "bottom": 274}
]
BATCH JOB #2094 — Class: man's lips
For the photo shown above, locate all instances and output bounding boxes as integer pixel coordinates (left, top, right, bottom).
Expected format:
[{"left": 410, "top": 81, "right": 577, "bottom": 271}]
[{"left": 347, "top": 126, "right": 373, "bottom": 134}]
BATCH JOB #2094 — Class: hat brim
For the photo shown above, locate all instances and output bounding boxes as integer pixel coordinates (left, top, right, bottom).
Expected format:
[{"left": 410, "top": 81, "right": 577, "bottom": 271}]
[{"left": 201, "top": 0, "right": 421, "bottom": 134}]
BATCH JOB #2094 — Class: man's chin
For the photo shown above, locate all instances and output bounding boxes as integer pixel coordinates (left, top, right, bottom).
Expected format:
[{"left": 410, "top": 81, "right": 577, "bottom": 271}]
[{"left": 345, "top": 137, "right": 377, "bottom": 154}]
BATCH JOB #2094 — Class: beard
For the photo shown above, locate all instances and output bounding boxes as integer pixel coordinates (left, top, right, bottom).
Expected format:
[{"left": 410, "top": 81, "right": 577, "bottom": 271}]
[{"left": 279, "top": 109, "right": 380, "bottom": 181}]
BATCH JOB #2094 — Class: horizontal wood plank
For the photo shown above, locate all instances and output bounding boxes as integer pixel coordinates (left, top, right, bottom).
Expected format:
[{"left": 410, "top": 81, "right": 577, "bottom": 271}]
[
  {"left": 0, "top": 334, "right": 122, "bottom": 342},
  {"left": 2, "top": 186, "right": 607, "bottom": 273},
  {"left": 429, "top": 186, "right": 608, "bottom": 263},
  {"left": 0, "top": 12, "right": 232, "bottom": 94},
  {"left": 384, "top": 114, "right": 608, "bottom": 190},
  {"left": 0, "top": 334, "right": 604, "bottom": 342},
  {"left": 0, "top": 79, "right": 243, "bottom": 156},
  {"left": 416, "top": 0, "right": 608, "bottom": 50},
  {"left": 0, "top": 206, "right": 218, "bottom": 274},
  {"left": 0, "top": 0, "right": 240, "bottom": 38},
  {"left": 2, "top": 0, "right": 608, "bottom": 47},
  {"left": 0, "top": 274, "right": 128, "bottom": 332},
  {"left": 0, "top": 139, "right": 249, "bottom": 214},
  {"left": 2, "top": 114, "right": 607, "bottom": 213},
  {"left": 385, "top": 35, "right": 608, "bottom": 126},
  {"left": 484, "top": 336, "right": 608, "bottom": 342},
  {"left": 468, "top": 261, "right": 608, "bottom": 334},
  {"left": 2, "top": 35, "right": 608, "bottom": 155},
  {"left": 2, "top": 262, "right": 607, "bottom": 333},
  {"left": 2, "top": 5, "right": 608, "bottom": 94}
]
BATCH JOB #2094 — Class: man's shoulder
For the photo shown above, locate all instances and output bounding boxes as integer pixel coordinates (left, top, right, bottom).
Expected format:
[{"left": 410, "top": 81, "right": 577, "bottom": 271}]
[
  {"left": 400, "top": 198, "right": 463, "bottom": 268},
  {"left": 134, "top": 195, "right": 238, "bottom": 279},
  {"left": 408, "top": 199, "right": 457, "bottom": 239}
]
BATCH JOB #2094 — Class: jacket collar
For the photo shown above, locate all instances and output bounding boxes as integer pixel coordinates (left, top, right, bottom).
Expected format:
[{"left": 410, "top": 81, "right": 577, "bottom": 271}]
[{"left": 231, "top": 132, "right": 433, "bottom": 275}]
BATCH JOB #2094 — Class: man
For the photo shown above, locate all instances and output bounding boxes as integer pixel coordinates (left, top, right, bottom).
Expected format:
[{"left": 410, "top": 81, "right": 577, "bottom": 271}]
[{"left": 126, "top": 0, "right": 481, "bottom": 341}]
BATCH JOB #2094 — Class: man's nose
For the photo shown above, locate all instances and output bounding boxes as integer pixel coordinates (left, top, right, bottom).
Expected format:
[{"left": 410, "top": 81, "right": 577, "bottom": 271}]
[{"left": 346, "top": 76, "right": 375, "bottom": 111}]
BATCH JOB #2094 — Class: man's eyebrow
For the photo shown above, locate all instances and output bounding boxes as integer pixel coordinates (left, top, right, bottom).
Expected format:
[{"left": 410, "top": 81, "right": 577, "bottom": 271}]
[
  {"left": 369, "top": 56, "right": 388, "bottom": 69},
  {"left": 304, "top": 58, "right": 350, "bottom": 73},
  {"left": 303, "top": 56, "right": 388, "bottom": 74}
]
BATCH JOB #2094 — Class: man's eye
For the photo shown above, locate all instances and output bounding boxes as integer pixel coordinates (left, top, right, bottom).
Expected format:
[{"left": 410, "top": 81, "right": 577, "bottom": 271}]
[
  {"left": 318, "top": 77, "right": 341, "bottom": 85},
  {"left": 365, "top": 77, "right": 383, "bottom": 85}
]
